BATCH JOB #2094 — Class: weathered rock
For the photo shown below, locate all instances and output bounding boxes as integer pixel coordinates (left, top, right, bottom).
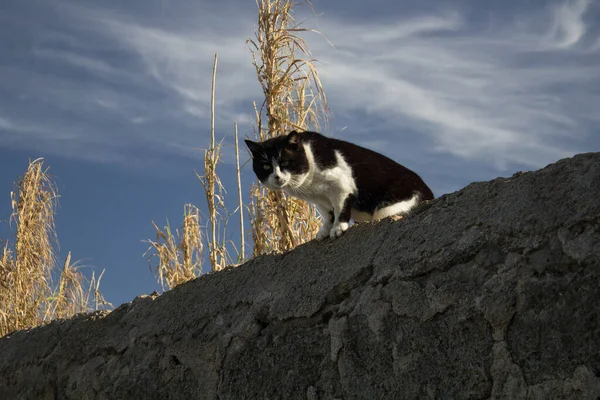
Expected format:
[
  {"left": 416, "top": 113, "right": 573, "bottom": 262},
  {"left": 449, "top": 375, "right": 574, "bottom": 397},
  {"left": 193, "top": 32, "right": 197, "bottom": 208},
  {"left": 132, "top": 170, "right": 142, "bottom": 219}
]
[{"left": 1, "top": 152, "right": 599, "bottom": 400}]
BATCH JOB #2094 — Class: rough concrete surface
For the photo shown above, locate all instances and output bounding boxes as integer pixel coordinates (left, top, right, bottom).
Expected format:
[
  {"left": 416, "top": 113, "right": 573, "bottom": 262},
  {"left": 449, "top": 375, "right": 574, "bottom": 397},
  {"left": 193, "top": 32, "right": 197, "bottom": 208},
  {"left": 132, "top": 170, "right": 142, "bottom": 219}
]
[{"left": 1, "top": 152, "right": 599, "bottom": 400}]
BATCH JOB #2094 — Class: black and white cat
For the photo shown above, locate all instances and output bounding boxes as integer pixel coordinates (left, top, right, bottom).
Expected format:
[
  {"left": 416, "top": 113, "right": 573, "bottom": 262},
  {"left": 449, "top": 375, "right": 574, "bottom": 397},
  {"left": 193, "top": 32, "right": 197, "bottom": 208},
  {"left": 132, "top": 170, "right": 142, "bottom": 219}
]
[{"left": 245, "top": 130, "right": 434, "bottom": 241}]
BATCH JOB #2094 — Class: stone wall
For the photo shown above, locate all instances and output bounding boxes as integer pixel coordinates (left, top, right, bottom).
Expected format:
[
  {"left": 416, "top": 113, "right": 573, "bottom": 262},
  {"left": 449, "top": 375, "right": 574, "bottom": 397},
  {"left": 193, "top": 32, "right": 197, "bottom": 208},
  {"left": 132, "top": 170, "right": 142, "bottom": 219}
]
[{"left": 1, "top": 153, "right": 599, "bottom": 400}]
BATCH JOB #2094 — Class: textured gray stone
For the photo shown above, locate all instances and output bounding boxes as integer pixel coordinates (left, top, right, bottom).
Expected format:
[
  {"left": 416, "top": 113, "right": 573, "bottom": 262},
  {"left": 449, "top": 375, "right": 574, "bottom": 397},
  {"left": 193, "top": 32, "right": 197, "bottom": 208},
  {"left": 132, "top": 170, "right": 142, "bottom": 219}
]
[{"left": 1, "top": 152, "right": 599, "bottom": 400}]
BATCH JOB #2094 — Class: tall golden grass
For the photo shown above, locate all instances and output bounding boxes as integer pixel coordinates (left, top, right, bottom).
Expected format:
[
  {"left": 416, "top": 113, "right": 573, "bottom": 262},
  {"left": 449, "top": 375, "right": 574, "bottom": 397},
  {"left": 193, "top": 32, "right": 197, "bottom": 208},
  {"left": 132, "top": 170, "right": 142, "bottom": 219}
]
[
  {"left": 0, "top": 158, "right": 110, "bottom": 337},
  {"left": 144, "top": 0, "right": 330, "bottom": 289},
  {"left": 247, "top": 0, "right": 329, "bottom": 255}
]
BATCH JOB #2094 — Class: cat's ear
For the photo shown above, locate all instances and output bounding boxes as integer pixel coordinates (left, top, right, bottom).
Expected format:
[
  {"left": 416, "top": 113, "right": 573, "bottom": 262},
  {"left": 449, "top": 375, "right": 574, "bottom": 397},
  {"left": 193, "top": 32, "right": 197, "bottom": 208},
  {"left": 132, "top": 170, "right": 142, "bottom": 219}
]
[
  {"left": 245, "top": 140, "right": 262, "bottom": 157},
  {"left": 287, "top": 130, "right": 300, "bottom": 146}
]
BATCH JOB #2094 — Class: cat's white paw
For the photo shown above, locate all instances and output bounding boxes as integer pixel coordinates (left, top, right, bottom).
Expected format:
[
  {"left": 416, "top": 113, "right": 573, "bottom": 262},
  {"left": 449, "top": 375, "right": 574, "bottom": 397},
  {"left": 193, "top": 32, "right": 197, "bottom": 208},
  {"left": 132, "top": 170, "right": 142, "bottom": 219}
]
[
  {"left": 329, "top": 222, "right": 349, "bottom": 239},
  {"left": 316, "top": 225, "right": 331, "bottom": 241}
]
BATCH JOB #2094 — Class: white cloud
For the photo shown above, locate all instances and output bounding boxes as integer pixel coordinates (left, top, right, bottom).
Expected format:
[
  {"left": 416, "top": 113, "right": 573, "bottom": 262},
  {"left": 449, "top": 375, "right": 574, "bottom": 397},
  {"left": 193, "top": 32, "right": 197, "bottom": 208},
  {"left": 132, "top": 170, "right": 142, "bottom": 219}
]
[
  {"left": 308, "top": 2, "right": 600, "bottom": 169},
  {"left": 74, "top": 7, "right": 260, "bottom": 117},
  {"left": 44, "top": 2, "right": 264, "bottom": 155},
  {"left": 547, "top": 0, "right": 590, "bottom": 48}
]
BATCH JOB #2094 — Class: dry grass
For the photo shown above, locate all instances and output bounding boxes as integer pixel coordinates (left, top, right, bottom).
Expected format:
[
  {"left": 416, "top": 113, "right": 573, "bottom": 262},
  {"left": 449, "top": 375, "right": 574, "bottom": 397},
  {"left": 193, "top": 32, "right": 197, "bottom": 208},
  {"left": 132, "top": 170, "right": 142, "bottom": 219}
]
[
  {"left": 234, "top": 122, "right": 246, "bottom": 263},
  {"left": 0, "top": 158, "right": 110, "bottom": 337},
  {"left": 46, "top": 252, "right": 110, "bottom": 320},
  {"left": 144, "top": 0, "right": 330, "bottom": 280},
  {"left": 196, "top": 53, "right": 230, "bottom": 272},
  {"left": 247, "top": 0, "right": 330, "bottom": 256},
  {"left": 144, "top": 204, "right": 204, "bottom": 291}
]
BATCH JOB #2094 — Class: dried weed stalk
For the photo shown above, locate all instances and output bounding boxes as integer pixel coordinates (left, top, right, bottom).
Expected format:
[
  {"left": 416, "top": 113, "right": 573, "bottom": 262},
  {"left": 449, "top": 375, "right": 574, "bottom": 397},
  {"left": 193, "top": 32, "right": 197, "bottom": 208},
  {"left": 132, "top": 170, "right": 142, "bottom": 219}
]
[
  {"left": 247, "top": 0, "right": 330, "bottom": 255},
  {"left": 196, "top": 53, "right": 230, "bottom": 271},
  {"left": 234, "top": 122, "right": 246, "bottom": 263}
]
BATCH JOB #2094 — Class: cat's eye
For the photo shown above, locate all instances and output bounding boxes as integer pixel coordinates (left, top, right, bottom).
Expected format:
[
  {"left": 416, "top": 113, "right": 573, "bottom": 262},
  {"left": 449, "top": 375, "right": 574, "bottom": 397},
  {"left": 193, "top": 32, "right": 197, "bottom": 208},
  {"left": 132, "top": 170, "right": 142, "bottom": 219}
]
[
  {"left": 280, "top": 160, "right": 290, "bottom": 168},
  {"left": 262, "top": 164, "right": 271, "bottom": 170}
]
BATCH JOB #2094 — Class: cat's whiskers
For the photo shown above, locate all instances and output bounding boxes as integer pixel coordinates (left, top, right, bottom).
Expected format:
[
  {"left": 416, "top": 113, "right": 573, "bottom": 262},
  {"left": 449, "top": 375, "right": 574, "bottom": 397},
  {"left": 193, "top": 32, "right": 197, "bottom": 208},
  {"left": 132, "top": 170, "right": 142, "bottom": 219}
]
[{"left": 287, "top": 174, "right": 310, "bottom": 191}]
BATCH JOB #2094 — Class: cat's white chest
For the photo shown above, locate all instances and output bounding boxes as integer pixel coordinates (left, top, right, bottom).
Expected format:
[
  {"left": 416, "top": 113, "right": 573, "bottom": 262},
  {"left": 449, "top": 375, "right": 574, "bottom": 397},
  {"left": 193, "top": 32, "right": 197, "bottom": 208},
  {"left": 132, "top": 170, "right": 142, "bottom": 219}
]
[{"left": 284, "top": 146, "right": 357, "bottom": 209}]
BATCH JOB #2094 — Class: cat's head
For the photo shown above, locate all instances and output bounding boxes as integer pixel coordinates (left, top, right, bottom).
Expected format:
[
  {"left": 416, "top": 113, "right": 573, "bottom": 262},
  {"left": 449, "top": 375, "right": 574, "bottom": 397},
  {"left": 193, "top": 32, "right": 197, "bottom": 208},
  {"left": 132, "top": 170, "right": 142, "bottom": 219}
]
[{"left": 245, "top": 130, "right": 309, "bottom": 190}]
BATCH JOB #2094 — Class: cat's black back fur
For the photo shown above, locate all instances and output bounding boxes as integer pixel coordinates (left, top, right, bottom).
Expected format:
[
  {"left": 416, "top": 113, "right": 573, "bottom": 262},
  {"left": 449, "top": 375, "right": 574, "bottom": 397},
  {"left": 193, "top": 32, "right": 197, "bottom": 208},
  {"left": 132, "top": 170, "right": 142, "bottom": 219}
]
[{"left": 297, "top": 131, "right": 433, "bottom": 212}]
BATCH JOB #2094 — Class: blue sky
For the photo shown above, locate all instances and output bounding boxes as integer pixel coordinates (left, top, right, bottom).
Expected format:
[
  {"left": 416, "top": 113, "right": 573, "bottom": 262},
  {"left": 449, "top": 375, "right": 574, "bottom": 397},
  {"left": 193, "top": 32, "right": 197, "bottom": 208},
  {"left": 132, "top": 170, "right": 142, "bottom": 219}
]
[{"left": 1, "top": 0, "right": 598, "bottom": 307}]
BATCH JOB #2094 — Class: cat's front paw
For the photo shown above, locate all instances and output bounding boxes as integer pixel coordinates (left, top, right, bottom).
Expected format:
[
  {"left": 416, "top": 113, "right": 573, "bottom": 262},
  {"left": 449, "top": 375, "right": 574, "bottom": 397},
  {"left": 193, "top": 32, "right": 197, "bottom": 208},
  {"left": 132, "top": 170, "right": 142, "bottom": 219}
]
[
  {"left": 329, "top": 222, "right": 349, "bottom": 239},
  {"left": 316, "top": 225, "right": 331, "bottom": 241}
]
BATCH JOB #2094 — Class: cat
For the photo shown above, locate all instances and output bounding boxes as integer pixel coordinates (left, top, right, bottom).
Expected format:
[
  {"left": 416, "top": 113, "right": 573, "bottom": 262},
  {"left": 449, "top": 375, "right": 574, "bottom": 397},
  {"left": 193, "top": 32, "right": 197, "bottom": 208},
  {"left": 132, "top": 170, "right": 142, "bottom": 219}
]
[{"left": 245, "top": 130, "right": 434, "bottom": 241}]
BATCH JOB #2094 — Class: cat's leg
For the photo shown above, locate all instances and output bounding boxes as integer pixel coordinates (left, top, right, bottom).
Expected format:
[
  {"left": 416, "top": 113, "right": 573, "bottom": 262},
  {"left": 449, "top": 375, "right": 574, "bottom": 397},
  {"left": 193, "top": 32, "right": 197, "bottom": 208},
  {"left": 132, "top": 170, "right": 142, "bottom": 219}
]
[
  {"left": 330, "top": 194, "right": 353, "bottom": 239},
  {"left": 316, "top": 204, "right": 334, "bottom": 241}
]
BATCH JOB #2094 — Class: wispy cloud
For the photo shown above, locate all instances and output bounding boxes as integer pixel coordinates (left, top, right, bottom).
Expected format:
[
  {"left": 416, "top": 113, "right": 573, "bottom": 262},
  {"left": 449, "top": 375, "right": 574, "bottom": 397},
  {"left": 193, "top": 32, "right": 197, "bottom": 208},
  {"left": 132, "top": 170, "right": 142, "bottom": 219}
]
[
  {"left": 57, "top": 1, "right": 261, "bottom": 120},
  {"left": 310, "top": 1, "right": 600, "bottom": 169},
  {"left": 32, "top": 48, "right": 122, "bottom": 77},
  {"left": 547, "top": 0, "right": 590, "bottom": 48},
  {"left": 0, "top": 0, "right": 598, "bottom": 179},
  {"left": 0, "top": 2, "right": 245, "bottom": 165}
]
